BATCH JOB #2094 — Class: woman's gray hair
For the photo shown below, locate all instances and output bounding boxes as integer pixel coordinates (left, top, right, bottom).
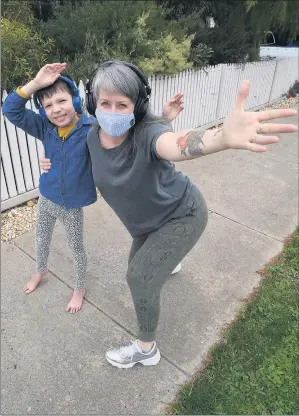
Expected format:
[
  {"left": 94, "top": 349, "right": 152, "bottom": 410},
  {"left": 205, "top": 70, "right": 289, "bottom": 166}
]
[
  {"left": 92, "top": 63, "right": 141, "bottom": 106},
  {"left": 92, "top": 61, "right": 171, "bottom": 155}
]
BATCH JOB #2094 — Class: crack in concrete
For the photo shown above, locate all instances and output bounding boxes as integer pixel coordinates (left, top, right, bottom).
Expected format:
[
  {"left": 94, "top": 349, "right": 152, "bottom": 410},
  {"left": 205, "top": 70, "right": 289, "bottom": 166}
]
[{"left": 208, "top": 210, "right": 284, "bottom": 242}]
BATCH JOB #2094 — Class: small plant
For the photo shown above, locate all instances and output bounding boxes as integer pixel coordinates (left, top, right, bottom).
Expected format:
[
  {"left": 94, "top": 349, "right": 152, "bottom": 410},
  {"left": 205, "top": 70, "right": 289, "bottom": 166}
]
[
  {"left": 189, "top": 43, "right": 213, "bottom": 69},
  {"left": 288, "top": 80, "right": 299, "bottom": 98}
]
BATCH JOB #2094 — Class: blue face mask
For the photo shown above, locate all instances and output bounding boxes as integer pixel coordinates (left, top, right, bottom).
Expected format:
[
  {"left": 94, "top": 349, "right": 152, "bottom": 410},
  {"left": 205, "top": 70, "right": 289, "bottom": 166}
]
[{"left": 95, "top": 109, "right": 135, "bottom": 137}]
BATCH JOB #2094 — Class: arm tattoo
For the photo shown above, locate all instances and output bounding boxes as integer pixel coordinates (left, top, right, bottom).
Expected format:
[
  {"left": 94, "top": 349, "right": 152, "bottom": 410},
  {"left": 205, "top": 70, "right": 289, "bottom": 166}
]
[{"left": 176, "top": 129, "right": 205, "bottom": 157}]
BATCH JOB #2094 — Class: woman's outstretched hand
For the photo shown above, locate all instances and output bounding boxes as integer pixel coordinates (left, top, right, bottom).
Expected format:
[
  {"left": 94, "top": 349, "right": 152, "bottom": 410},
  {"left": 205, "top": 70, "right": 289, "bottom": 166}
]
[
  {"left": 162, "top": 93, "right": 184, "bottom": 122},
  {"left": 222, "top": 80, "right": 297, "bottom": 152},
  {"left": 40, "top": 157, "right": 51, "bottom": 173}
]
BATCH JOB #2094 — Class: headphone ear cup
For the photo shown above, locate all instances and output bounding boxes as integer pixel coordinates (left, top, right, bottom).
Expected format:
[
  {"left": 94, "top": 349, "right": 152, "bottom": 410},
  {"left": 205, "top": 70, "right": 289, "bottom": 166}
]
[
  {"left": 72, "top": 96, "right": 82, "bottom": 113},
  {"left": 143, "top": 97, "right": 149, "bottom": 113},
  {"left": 134, "top": 97, "right": 148, "bottom": 123},
  {"left": 39, "top": 107, "right": 46, "bottom": 119},
  {"left": 132, "top": 70, "right": 150, "bottom": 122},
  {"left": 85, "top": 80, "right": 96, "bottom": 116},
  {"left": 86, "top": 93, "right": 95, "bottom": 116},
  {"left": 141, "top": 98, "right": 149, "bottom": 120},
  {"left": 133, "top": 97, "right": 141, "bottom": 121}
]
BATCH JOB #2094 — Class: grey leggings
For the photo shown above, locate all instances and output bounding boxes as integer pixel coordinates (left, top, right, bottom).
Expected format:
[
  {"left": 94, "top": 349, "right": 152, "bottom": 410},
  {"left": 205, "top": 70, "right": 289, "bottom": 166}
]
[
  {"left": 126, "top": 186, "right": 208, "bottom": 342},
  {"left": 36, "top": 196, "right": 87, "bottom": 290}
]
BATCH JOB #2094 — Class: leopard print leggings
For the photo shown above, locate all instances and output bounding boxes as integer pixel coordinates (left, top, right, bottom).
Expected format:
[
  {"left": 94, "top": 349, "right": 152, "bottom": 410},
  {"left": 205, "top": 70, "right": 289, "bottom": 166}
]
[{"left": 35, "top": 196, "right": 87, "bottom": 289}]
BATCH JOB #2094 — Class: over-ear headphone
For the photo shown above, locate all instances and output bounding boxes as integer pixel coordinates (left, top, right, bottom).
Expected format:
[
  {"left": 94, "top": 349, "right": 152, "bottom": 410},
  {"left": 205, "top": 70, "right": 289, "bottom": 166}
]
[
  {"left": 85, "top": 60, "right": 152, "bottom": 122},
  {"left": 33, "top": 75, "right": 82, "bottom": 119}
]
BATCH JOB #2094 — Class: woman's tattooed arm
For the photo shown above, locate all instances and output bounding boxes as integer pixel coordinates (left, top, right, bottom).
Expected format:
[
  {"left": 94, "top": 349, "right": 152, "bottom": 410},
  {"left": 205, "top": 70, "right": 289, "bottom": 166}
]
[
  {"left": 176, "top": 127, "right": 223, "bottom": 157},
  {"left": 156, "top": 126, "right": 227, "bottom": 162},
  {"left": 176, "top": 129, "right": 206, "bottom": 157}
]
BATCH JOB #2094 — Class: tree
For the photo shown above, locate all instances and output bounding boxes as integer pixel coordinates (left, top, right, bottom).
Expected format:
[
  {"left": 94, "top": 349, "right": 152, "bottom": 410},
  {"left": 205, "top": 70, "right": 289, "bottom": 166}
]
[
  {"left": 191, "top": 1, "right": 251, "bottom": 65},
  {"left": 31, "top": 0, "right": 84, "bottom": 21},
  {"left": 31, "top": 0, "right": 54, "bottom": 21},
  {"left": 157, "top": 0, "right": 252, "bottom": 64},
  {"left": 245, "top": 0, "right": 299, "bottom": 58},
  {"left": 157, "top": 0, "right": 299, "bottom": 63},
  {"left": 2, "top": 0, "right": 34, "bottom": 24},
  {"left": 38, "top": 0, "right": 194, "bottom": 80},
  {"left": 2, "top": 0, "right": 55, "bottom": 92},
  {"left": 137, "top": 33, "right": 193, "bottom": 75}
]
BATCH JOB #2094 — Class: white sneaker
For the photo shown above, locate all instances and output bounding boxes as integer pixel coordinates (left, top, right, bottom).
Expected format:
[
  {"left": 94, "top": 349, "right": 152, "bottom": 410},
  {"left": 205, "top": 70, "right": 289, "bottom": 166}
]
[
  {"left": 106, "top": 340, "right": 161, "bottom": 368},
  {"left": 171, "top": 263, "right": 182, "bottom": 275}
]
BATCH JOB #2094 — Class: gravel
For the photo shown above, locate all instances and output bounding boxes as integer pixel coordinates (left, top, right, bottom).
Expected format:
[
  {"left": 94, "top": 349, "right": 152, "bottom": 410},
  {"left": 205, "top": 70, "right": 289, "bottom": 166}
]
[
  {"left": 1, "top": 95, "right": 298, "bottom": 243},
  {"left": 260, "top": 94, "right": 299, "bottom": 112},
  {"left": 1, "top": 199, "right": 38, "bottom": 242}
]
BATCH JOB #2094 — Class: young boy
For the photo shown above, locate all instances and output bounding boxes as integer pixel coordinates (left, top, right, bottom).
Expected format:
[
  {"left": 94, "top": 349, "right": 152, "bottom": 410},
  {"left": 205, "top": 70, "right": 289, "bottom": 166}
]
[{"left": 3, "top": 63, "right": 184, "bottom": 313}]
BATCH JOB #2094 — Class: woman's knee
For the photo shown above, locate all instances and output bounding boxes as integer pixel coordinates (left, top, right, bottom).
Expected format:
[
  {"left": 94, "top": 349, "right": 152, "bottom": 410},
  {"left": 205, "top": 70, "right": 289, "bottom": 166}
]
[
  {"left": 126, "top": 263, "right": 138, "bottom": 286},
  {"left": 126, "top": 263, "right": 155, "bottom": 289}
]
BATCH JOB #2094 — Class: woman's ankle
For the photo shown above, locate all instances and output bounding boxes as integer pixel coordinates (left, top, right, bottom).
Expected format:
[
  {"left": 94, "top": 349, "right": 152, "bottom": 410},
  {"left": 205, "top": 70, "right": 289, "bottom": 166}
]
[{"left": 137, "top": 339, "right": 154, "bottom": 352}]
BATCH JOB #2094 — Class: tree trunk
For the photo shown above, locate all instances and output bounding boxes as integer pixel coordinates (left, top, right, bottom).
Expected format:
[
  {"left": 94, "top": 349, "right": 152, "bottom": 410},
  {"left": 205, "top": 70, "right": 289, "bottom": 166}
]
[{"left": 248, "top": 38, "right": 260, "bottom": 61}]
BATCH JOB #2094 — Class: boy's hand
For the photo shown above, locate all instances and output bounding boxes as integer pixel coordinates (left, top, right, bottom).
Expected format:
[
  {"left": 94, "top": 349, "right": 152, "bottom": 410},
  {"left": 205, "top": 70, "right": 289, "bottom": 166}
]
[
  {"left": 20, "top": 63, "right": 67, "bottom": 97},
  {"left": 33, "top": 63, "right": 67, "bottom": 90},
  {"left": 162, "top": 93, "right": 184, "bottom": 121},
  {"left": 40, "top": 157, "right": 51, "bottom": 173}
]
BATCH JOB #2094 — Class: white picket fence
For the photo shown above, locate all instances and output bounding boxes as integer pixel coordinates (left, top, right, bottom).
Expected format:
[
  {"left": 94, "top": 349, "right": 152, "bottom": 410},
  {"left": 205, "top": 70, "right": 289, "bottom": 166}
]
[{"left": 1, "top": 58, "right": 298, "bottom": 211}]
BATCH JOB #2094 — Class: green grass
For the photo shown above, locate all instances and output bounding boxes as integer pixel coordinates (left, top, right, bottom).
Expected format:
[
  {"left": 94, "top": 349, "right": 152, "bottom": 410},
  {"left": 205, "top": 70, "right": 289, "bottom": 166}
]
[{"left": 169, "top": 229, "right": 299, "bottom": 415}]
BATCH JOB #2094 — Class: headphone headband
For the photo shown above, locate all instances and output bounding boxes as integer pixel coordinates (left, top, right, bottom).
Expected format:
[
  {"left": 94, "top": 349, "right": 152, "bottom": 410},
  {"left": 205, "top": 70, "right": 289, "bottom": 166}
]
[
  {"left": 101, "top": 60, "right": 151, "bottom": 97},
  {"left": 85, "top": 60, "right": 151, "bottom": 120},
  {"left": 58, "top": 75, "right": 80, "bottom": 97}
]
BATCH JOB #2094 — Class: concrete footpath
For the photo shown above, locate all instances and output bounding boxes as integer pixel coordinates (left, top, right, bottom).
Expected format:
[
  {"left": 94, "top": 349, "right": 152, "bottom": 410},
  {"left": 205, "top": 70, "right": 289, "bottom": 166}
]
[{"left": 1, "top": 114, "right": 298, "bottom": 414}]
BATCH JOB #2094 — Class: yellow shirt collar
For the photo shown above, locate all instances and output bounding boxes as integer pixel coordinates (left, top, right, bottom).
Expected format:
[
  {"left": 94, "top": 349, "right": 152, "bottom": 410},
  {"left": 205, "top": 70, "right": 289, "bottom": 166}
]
[{"left": 58, "top": 118, "right": 79, "bottom": 140}]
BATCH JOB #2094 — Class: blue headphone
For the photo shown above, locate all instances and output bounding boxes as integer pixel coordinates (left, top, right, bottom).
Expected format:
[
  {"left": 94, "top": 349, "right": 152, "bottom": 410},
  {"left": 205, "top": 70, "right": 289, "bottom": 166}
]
[{"left": 33, "top": 75, "right": 82, "bottom": 119}]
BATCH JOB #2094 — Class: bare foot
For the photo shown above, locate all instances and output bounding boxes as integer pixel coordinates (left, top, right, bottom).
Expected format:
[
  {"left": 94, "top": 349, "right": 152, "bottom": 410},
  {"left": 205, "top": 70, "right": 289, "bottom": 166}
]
[
  {"left": 66, "top": 289, "right": 86, "bottom": 313},
  {"left": 23, "top": 270, "right": 48, "bottom": 294}
]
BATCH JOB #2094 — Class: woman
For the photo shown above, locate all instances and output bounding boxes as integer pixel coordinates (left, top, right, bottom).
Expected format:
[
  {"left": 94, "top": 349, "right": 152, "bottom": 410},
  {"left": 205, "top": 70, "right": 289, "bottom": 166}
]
[{"left": 42, "top": 60, "right": 297, "bottom": 368}]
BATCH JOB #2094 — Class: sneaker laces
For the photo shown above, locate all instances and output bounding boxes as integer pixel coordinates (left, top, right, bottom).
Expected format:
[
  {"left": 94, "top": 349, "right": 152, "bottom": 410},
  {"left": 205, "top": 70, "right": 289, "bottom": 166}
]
[{"left": 113, "top": 340, "right": 139, "bottom": 360}]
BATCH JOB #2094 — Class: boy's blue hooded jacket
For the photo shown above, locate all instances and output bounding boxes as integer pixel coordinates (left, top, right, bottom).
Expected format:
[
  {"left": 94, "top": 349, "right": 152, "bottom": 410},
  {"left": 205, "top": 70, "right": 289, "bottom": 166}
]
[{"left": 3, "top": 91, "right": 97, "bottom": 209}]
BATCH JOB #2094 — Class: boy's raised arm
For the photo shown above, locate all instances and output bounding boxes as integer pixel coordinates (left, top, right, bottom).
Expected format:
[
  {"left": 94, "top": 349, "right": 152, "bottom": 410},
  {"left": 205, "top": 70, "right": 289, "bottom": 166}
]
[{"left": 2, "top": 86, "right": 48, "bottom": 141}]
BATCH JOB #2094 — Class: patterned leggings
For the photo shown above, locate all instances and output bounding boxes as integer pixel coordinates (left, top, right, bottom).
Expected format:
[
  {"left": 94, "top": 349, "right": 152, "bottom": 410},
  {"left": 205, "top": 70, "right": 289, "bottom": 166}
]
[
  {"left": 126, "top": 186, "right": 208, "bottom": 342},
  {"left": 36, "top": 196, "right": 87, "bottom": 289}
]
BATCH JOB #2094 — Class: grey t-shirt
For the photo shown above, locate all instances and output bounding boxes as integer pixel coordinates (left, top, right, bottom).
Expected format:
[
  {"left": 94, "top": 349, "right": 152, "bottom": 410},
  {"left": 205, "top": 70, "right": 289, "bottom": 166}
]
[{"left": 87, "top": 121, "right": 195, "bottom": 237}]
